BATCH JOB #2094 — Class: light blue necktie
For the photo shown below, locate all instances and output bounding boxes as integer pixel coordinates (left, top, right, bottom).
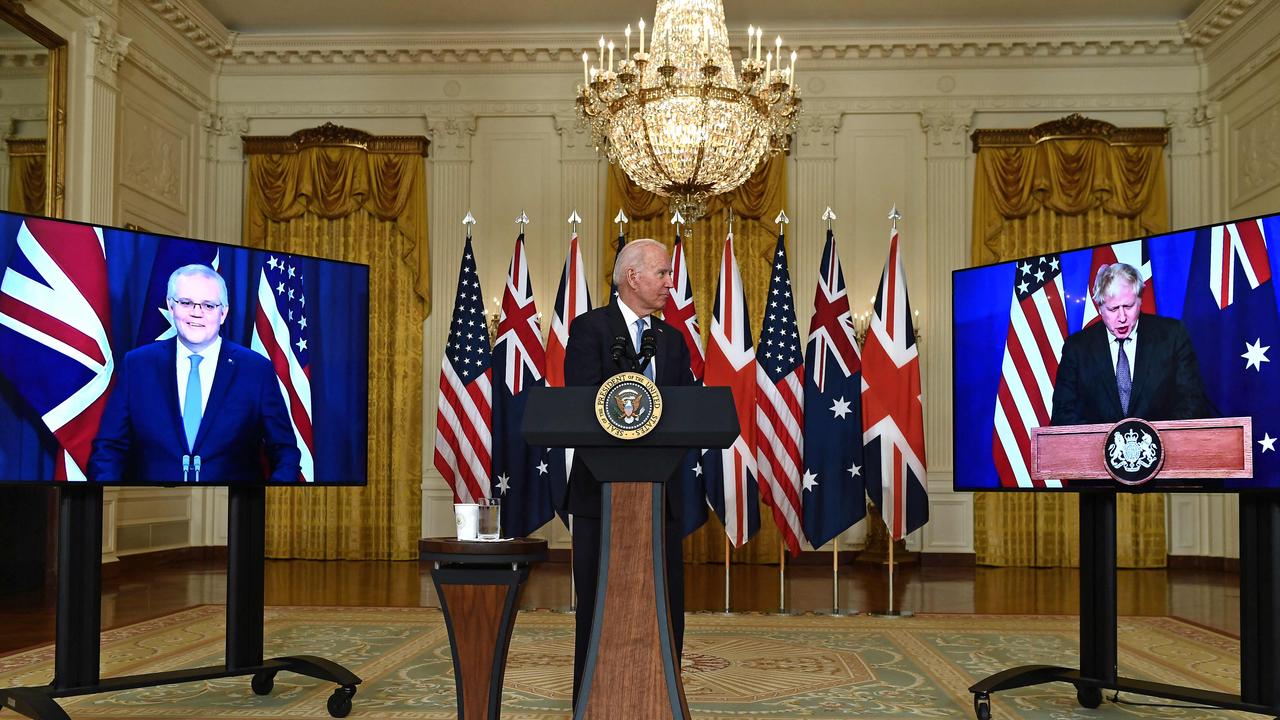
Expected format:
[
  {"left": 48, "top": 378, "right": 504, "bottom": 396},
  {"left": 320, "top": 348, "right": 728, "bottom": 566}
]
[
  {"left": 183, "top": 354, "right": 203, "bottom": 450},
  {"left": 634, "top": 317, "right": 654, "bottom": 380}
]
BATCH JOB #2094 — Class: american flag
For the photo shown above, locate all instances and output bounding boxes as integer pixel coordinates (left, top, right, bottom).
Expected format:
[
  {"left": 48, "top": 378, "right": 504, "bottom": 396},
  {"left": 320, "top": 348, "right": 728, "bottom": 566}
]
[
  {"left": 861, "top": 220, "right": 927, "bottom": 541},
  {"left": 704, "top": 230, "right": 760, "bottom": 547},
  {"left": 664, "top": 230, "right": 715, "bottom": 537},
  {"left": 0, "top": 219, "right": 113, "bottom": 481},
  {"left": 1082, "top": 239, "right": 1157, "bottom": 327},
  {"left": 251, "top": 253, "right": 314, "bottom": 482},
  {"left": 545, "top": 231, "right": 591, "bottom": 524},
  {"left": 754, "top": 232, "right": 805, "bottom": 557},
  {"left": 492, "top": 233, "right": 552, "bottom": 536},
  {"left": 802, "top": 229, "right": 867, "bottom": 548},
  {"left": 433, "top": 237, "right": 492, "bottom": 503},
  {"left": 1182, "top": 217, "right": 1280, "bottom": 485},
  {"left": 991, "top": 254, "right": 1068, "bottom": 488}
]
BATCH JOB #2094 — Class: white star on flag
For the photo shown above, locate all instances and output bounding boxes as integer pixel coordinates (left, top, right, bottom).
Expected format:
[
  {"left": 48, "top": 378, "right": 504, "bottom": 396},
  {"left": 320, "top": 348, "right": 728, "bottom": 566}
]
[
  {"left": 536, "top": 461, "right": 548, "bottom": 475},
  {"left": 830, "top": 396, "right": 851, "bottom": 419},
  {"left": 694, "top": 463, "right": 703, "bottom": 477},
  {"left": 1243, "top": 338, "right": 1271, "bottom": 371},
  {"left": 497, "top": 473, "right": 511, "bottom": 493},
  {"left": 1260, "top": 434, "right": 1277, "bottom": 453},
  {"left": 847, "top": 462, "right": 861, "bottom": 478},
  {"left": 801, "top": 469, "right": 818, "bottom": 492}
]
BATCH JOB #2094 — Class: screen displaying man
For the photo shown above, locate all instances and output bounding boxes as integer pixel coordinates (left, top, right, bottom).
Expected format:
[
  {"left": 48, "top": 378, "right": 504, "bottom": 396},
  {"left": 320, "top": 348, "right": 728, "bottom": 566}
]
[
  {"left": 562, "top": 238, "right": 694, "bottom": 703},
  {"left": 89, "top": 264, "right": 300, "bottom": 483},
  {"left": 1051, "top": 262, "right": 1214, "bottom": 426}
]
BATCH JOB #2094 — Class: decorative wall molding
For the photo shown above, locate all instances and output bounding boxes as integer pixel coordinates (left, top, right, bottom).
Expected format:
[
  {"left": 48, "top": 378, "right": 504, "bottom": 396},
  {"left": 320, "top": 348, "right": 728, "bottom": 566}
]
[
  {"left": 1180, "top": 0, "right": 1260, "bottom": 47},
  {"left": 551, "top": 111, "right": 598, "bottom": 162},
  {"left": 1232, "top": 97, "right": 1280, "bottom": 205},
  {"left": 216, "top": 25, "right": 1192, "bottom": 72},
  {"left": 141, "top": 0, "right": 232, "bottom": 58},
  {"left": 120, "top": 103, "right": 185, "bottom": 211},
  {"left": 1166, "top": 104, "right": 1215, "bottom": 156},
  {"left": 85, "top": 16, "right": 131, "bottom": 84},
  {"left": 921, "top": 109, "right": 972, "bottom": 156},
  {"left": 793, "top": 113, "right": 841, "bottom": 159},
  {"left": 425, "top": 116, "right": 475, "bottom": 163},
  {"left": 1207, "top": 28, "right": 1280, "bottom": 100},
  {"left": 124, "top": 44, "right": 211, "bottom": 110}
]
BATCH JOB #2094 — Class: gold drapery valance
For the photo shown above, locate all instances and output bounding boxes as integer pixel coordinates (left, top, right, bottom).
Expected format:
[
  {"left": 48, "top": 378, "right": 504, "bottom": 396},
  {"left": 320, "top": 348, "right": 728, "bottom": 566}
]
[
  {"left": 606, "top": 157, "right": 790, "bottom": 564},
  {"left": 6, "top": 138, "right": 45, "bottom": 215},
  {"left": 970, "top": 114, "right": 1169, "bottom": 568},
  {"left": 243, "top": 123, "right": 429, "bottom": 560}
]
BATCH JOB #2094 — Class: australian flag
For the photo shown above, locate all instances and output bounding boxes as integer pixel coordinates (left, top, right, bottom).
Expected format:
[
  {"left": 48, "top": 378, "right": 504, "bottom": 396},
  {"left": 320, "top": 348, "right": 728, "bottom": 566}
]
[
  {"left": 137, "top": 238, "right": 220, "bottom": 345},
  {"left": 492, "top": 232, "right": 553, "bottom": 537},
  {"left": 802, "top": 229, "right": 867, "bottom": 547},
  {"left": 1181, "top": 217, "right": 1280, "bottom": 486}
]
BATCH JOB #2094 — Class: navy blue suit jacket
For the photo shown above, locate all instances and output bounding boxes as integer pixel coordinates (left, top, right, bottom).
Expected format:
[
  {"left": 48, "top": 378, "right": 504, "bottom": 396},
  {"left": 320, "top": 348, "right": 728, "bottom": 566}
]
[
  {"left": 89, "top": 338, "right": 301, "bottom": 483},
  {"left": 1050, "top": 314, "right": 1215, "bottom": 426},
  {"left": 561, "top": 301, "right": 694, "bottom": 518}
]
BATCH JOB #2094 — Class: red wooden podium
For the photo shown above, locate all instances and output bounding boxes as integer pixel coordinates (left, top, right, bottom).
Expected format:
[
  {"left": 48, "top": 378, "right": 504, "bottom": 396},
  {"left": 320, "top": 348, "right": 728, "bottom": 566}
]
[{"left": 970, "top": 417, "right": 1280, "bottom": 720}]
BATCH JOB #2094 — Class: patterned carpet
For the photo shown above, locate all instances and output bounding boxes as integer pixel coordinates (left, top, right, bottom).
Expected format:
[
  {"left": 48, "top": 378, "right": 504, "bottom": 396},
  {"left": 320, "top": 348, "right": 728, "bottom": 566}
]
[{"left": 0, "top": 606, "right": 1254, "bottom": 718}]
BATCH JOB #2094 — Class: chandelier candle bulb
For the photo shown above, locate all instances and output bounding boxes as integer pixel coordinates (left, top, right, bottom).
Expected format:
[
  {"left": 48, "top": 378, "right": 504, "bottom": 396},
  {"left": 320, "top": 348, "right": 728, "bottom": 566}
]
[
  {"left": 790, "top": 51, "right": 797, "bottom": 83},
  {"left": 625, "top": 24, "right": 631, "bottom": 56},
  {"left": 747, "top": 25, "right": 753, "bottom": 56},
  {"left": 766, "top": 50, "right": 772, "bottom": 75},
  {"left": 583, "top": 52, "right": 589, "bottom": 86},
  {"left": 598, "top": 35, "right": 605, "bottom": 65},
  {"left": 639, "top": 18, "right": 645, "bottom": 54},
  {"left": 608, "top": 40, "right": 615, "bottom": 72},
  {"left": 756, "top": 27, "right": 762, "bottom": 61}
]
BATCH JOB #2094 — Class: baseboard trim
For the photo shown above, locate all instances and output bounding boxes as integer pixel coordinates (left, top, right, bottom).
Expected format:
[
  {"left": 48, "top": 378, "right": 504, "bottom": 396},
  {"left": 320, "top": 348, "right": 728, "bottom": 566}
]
[
  {"left": 107, "top": 546, "right": 227, "bottom": 579},
  {"left": 1167, "top": 555, "right": 1239, "bottom": 572}
]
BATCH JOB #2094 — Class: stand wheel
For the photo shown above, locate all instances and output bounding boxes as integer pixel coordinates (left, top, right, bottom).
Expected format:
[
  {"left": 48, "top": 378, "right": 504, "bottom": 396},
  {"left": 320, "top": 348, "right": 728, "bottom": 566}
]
[
  {"left": 327, "top": 685, "right": 356, "bottom": 718},
  {"left": 250, "top": 671, "right": 276, "bottom": 696},
  {"left": 1076, "top": 686, "right": 1102, "bottom": 709},
  {"left": 974, "top": 692, "right": 992, "bottom": 720}
]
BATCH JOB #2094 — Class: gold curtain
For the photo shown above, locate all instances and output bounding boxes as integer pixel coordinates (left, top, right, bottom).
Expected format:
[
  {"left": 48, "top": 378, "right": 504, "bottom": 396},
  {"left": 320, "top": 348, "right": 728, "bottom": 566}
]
[
  {"left": 6, "top": 139, "right": 45, "bottom": 214},
  {"left": 605, "top": 157, "right": 790, "bottom": 564},
  {"left": 970, "top": 115, "right": 1169, "bottom": 568},
  {"left": 242, "top": 124, "right": 430, "bottom": 560}
]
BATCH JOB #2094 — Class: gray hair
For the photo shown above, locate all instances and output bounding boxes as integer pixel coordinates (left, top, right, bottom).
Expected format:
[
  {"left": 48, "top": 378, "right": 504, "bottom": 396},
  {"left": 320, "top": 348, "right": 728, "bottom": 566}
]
[
  {"left": 612, "top": 238, "right": 666, "bottom": 286},
  {"left": 167, "top": 264, "right": 228, "bottom": 308},
  {"left": 1092, "top": 262, "right": 1144, "bottom": 306}
]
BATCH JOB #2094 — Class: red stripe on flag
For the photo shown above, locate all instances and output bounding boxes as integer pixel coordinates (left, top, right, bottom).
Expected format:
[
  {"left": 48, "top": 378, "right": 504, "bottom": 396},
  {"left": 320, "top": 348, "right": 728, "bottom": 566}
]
[{"left": 0, "top": 293, "right": 106, "bottom": 365}]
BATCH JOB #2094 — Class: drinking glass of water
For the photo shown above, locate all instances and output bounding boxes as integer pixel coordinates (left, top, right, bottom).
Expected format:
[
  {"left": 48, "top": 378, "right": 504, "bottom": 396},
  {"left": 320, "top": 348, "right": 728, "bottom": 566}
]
[{"left": 477, "top": 498, "right": 501, "bottom": 541}]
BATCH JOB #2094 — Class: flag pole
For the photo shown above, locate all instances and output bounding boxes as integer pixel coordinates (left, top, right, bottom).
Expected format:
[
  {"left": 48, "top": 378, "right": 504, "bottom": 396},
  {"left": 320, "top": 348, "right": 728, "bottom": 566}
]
[
  {"left": 723, "top": 534, "right": 732, "bottom": 615},
  {"left": 888, "top": 536, "right": 895, "bottom": 614},
  {"left": 831, "top": 537, "right": 847, "bottom": 616},
  {"left": 777, "top": 541, "right": 786, "bottom": 614}
]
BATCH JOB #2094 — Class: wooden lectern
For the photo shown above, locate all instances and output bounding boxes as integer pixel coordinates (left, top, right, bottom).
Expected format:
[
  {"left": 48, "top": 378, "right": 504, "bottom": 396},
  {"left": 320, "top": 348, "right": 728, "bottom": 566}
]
[
  {"left": 523, "top": 385, "right": 738, "bottom": 720},
  {"left": 970, "top": 417, "right": 1280, "bottom": 719}
]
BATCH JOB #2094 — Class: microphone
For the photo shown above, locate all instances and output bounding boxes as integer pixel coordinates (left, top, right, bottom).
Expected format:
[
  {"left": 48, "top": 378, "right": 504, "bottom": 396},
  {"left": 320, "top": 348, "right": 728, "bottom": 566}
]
[
  {"left": 638, "top": 329, "right": 657, "bottom": 373},
  {"left": 610, "top": 335, "right": 628, "bottom": 367}
]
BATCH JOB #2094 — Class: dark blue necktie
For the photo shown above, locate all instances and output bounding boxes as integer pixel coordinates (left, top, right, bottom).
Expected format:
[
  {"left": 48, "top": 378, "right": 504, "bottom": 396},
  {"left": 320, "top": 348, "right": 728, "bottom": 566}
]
[
  {"left": 183, "top": 354, "right": 203, "bottom": 449},
  {"left": 1116, "top": 338, "right": 1131, "bottom": 415}
]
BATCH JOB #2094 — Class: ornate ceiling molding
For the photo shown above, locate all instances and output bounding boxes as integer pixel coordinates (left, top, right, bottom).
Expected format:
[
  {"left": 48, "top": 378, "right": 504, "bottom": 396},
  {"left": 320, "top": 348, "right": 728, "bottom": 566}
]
[
  {"left": 217, "top": 24, "right": 1191, "bottom": 70},
  {"left": 125, "top": 44, "right": 212, "bottom": 111},
  {"left": 142, "top": 0, "right": 233, "bottom": 58},
  {"left": 241, "top": 121, "right": 429, "bottom": 156},
  {"left": 1179, "top": 0, "right": 1259, "bottom": 47}
]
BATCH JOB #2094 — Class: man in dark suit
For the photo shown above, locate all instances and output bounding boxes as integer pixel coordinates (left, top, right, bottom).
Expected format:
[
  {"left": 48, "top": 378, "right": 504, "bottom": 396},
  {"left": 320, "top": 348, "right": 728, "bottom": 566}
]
[
  {"left": 562, "top": 238, "right": 694, "bottom": 702},
  {"left": 1051, "top": 262, "right": 1214, "bottom": 426},
  {"left": 89, "top": 264, "right": 300, "bottom": 483}
]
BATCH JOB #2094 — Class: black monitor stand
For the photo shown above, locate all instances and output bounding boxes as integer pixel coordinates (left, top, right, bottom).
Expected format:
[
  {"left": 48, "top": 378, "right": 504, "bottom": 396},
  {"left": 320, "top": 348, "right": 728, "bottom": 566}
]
[{"left": 0, "top": 484, "right": 361, "bottom": 720}]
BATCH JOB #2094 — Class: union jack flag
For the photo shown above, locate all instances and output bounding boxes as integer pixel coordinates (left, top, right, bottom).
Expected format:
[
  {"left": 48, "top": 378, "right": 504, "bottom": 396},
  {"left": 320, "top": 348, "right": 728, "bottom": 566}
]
[
  {"left": 991, "top": 254, "right": 1068, "bottom": 488},
  {"left": 433, "top": 237, "right": 492, "bottom": 503},
  {"left": 545, "top": 230, "right": 591, "bottom": 525},
  {"left": 664, "top": 230, "right": 715, "bottom": 537},
  {"left": 862, "top": 219, "right": 927, "bottom": 540},
  {"left": 1082, "top": 239, "right": 1157, "bottom": 328},
  {"left": 492, "top": 233, "right": 553, "bottom": 536},
  {"left": 802, "top": 229, "right": 867, "bottom": 547},
  {"left": 251, "top": 253, "right": 314, "bottom": 482},
  {"left": 705, "top": 230, "right": 760, "bottom": 547},
  {"left": 0, "top": 219, "right": 113, "bottom": 481},
  {"left": 754, "top": 232, "right": 805, "bottom": 556}
]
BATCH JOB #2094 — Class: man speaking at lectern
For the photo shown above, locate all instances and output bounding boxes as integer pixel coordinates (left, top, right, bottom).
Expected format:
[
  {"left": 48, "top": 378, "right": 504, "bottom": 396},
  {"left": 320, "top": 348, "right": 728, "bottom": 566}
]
[
  {"left": 562, "top": 238, "right": 694, "bottom": 702},
  {"left": 89, "top": 264, "right": 300, "bottom": 484},
  {"left": 1051, "top": 262, "right": 1213, "bottom": 426}
]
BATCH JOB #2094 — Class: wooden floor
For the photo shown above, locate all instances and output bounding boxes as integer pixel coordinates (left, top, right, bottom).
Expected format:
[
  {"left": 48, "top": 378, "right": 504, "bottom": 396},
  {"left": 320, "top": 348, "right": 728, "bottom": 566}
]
[{"left": 0, "top": 556, "right": 1240, "bottom": 657}]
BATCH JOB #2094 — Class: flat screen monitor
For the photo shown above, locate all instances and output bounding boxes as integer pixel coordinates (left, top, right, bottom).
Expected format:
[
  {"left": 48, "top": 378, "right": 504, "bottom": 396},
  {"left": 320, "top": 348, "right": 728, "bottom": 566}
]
[
  {"left": 953, "top": 212, "right": 1280, "bottom": 492},
  {"left": 0, "top": 211, "right": 369, "bottom": 485}
]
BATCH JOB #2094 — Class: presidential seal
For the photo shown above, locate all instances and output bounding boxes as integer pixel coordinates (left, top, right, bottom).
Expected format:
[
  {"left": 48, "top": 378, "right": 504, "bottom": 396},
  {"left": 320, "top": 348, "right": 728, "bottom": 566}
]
[
  {"left": 595, "top": 371, "right": 663, "bottom": 440},
  {"left": 1104, "top": 418, "right": 1165, "bottom": 486}
]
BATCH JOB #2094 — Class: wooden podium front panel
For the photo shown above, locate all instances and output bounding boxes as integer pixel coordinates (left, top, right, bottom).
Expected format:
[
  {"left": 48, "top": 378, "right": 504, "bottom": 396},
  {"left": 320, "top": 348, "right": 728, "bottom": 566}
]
[{"left": 1032, "top": 418, "right": 1253, "bottom": 483}]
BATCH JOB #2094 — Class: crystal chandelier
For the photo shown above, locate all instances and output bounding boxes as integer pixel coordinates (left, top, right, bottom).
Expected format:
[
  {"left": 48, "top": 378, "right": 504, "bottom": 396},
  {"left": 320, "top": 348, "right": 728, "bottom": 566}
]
[{"left": 576, "top": 0, "right": 800, "bottom": 221}]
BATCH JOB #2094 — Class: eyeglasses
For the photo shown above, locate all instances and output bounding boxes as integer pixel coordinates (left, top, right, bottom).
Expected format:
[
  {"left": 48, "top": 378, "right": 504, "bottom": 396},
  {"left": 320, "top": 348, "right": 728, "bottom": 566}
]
[{"left": 171, "top": 298, "right": 223, "bottom": 313}]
